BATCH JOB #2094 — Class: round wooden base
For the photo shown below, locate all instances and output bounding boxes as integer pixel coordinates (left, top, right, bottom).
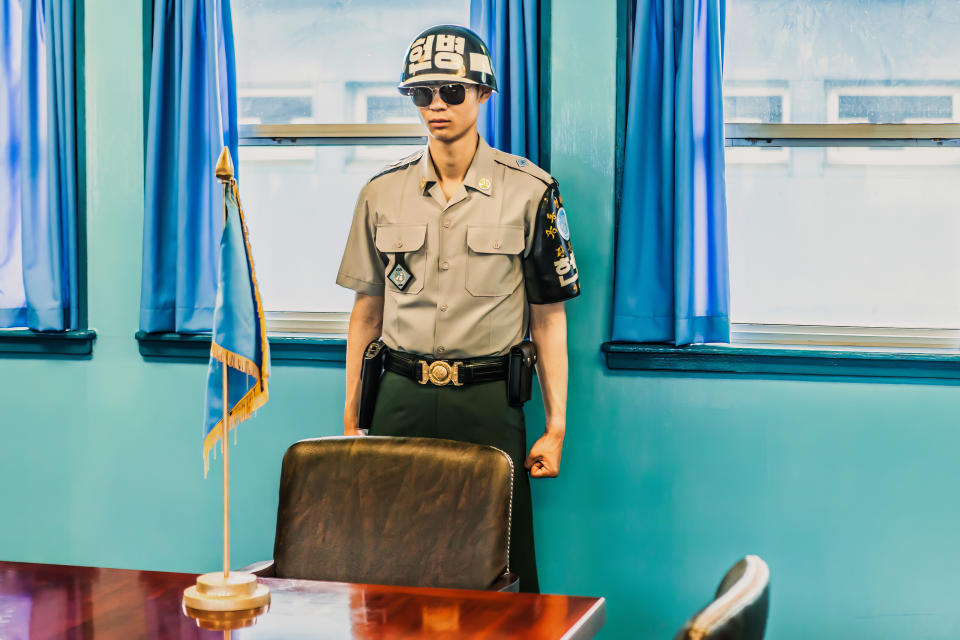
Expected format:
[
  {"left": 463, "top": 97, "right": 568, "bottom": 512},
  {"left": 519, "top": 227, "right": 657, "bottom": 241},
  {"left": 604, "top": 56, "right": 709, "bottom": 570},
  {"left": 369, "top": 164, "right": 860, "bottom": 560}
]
[
  {"left": 182, "top": 604, "right": 269, "bottom": 630},
  {"left": 182, "top": 572, "right": 271, "bottom": 612}
]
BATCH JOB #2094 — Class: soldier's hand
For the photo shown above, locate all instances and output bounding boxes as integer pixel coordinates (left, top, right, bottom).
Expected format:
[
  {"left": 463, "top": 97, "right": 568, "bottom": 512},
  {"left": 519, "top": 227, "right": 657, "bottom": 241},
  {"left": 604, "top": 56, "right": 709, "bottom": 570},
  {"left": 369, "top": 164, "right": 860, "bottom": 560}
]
[
  {"left": 525, "top": 431, "right": 564, "bottom": 478},
  {"left": 344, "top": 413, "right": 364, "bottom": 437}
]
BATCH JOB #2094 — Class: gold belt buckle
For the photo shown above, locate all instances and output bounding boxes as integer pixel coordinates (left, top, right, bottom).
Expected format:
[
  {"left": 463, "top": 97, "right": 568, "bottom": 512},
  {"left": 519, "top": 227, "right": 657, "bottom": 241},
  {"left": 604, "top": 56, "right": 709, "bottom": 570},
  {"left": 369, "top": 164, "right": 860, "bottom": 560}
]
[{"left": 418, "top": 359, "right": 463, "bottom": 386}]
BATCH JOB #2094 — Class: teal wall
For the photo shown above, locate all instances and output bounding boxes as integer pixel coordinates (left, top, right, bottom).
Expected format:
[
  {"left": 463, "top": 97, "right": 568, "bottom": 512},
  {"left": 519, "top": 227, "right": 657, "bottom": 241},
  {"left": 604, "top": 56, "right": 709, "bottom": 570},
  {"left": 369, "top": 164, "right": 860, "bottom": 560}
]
[{"left": 2, "top": 0, "right": 960, "bottom": 638}]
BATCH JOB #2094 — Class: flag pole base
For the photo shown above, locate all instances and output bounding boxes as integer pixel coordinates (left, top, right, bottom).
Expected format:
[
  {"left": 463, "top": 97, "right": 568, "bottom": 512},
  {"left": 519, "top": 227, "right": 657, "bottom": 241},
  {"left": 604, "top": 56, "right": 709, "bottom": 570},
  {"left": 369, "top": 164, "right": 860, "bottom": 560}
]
[
  {"left": 182, "top": 603, "right": 269, "bottom": 631},
  {"left": 182, "top": 572, "right": 271, "bottom": 612}
]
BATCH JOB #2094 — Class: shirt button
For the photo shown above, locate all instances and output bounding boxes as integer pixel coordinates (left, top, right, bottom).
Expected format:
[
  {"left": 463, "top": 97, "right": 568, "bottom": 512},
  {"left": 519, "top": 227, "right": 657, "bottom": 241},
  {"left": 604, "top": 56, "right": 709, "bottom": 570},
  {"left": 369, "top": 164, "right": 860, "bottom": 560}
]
[
  {"left": 440, "top": 261, "right": 450, "bottom": 270},
  {"left": 493, "top": 240, "right": 502, "bottom": 249},
  {"left": 442, "top": 220, "right": 451, "bottom": 228},
  {"left": 395, "top": 240, "right": 403, "bottom": 248},
  {"left": 440, "top": 304, "right": 448, "bottom": 312},
  {"left": 437, "top": 346, "right": 445, "bottom": 354}
]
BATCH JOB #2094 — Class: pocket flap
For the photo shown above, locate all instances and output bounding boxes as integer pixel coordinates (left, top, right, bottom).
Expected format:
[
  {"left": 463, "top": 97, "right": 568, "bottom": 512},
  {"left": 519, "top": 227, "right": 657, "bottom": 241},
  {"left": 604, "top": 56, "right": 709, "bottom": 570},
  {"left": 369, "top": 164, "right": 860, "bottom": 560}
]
[
  {"left": 375, "top": 224, "right": 427, "bottom": 253},
  {"left": 466, "top": 225, "right": 525, "bottom": 254}
]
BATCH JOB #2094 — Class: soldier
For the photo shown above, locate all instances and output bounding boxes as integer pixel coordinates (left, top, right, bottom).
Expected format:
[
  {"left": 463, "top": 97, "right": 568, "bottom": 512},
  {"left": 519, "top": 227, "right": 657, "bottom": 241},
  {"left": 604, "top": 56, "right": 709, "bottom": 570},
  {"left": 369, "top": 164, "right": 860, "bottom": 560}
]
[{"left": 336, "top": 25, "right": 580, "bottom": 593}]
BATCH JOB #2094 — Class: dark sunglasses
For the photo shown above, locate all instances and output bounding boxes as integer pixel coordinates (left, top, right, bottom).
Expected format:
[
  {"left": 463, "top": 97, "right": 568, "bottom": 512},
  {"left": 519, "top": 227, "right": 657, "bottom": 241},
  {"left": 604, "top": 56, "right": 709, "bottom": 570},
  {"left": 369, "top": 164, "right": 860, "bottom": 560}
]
[{"left": 403, "top": 83, "right": 470, "bottom": 107}]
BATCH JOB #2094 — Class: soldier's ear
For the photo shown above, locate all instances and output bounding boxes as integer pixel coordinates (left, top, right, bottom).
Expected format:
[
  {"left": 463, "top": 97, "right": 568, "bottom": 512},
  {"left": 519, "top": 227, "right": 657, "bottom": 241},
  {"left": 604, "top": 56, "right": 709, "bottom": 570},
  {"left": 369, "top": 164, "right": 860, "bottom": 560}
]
[{"left": 477, "top": 86, "right": 492, "bottom": 104}]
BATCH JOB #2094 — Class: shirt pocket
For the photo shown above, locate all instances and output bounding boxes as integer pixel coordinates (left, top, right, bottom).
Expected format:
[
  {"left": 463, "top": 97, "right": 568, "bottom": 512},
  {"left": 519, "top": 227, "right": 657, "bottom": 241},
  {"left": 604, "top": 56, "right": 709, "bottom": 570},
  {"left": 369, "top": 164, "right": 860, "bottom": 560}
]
[
  {"left": 375, "top": 224, "right": 428, "bottom": 295},
  {"left": 465, "top": 225, "right": 525, "bottom": 297}
]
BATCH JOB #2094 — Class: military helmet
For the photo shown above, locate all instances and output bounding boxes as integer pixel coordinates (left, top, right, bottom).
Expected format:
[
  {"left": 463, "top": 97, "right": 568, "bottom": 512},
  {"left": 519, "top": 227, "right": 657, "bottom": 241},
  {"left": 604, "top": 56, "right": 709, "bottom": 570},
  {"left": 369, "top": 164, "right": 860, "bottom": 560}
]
[{"left": 398, "top": 25, "right": 498, "bottom": 92}]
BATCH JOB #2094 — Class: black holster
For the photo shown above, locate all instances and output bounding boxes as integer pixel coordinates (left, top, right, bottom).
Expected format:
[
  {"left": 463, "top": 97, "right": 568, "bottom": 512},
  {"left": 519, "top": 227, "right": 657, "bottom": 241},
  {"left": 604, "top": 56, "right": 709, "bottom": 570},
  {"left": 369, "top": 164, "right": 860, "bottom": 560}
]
[
  {"left": 358, "top": 340, "right": 386, "bottom": 430},
  {"left": 507, "top": 342, "right": 537, "bottom": 407}
]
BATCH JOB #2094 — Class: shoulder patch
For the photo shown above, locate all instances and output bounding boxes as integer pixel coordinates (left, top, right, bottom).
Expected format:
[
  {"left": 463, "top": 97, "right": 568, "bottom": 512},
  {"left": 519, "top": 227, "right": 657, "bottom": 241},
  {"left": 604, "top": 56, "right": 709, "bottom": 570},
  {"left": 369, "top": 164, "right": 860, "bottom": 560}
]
[
  {"left": 369, "top": 149, "right": 424, "bottom": 183},
  {"left": 493, "top": 149, "right": 552, "bottom": 185}
]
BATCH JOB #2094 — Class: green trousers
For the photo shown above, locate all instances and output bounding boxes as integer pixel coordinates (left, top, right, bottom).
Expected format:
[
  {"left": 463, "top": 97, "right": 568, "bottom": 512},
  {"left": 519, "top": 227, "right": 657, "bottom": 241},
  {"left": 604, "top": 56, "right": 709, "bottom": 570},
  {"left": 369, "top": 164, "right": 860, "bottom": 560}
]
[{"left": 369, "top": 371, "right": 539, "bottom": 593}]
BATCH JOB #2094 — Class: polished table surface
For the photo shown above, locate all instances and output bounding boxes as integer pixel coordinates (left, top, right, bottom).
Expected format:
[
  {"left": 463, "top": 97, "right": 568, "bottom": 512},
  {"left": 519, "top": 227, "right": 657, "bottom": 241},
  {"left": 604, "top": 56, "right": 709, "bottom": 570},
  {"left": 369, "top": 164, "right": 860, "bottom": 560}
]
[{"left": 0, "top": 561, "right": 605, "bottom": 639}]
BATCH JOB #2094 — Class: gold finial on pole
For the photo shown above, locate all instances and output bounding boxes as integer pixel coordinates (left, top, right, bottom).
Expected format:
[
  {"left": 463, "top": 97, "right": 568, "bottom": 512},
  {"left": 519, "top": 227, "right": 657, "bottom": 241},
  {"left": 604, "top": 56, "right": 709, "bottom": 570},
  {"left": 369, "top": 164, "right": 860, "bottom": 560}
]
[{"left": 216, "top": 146, "right": 235, "bottom": 182}]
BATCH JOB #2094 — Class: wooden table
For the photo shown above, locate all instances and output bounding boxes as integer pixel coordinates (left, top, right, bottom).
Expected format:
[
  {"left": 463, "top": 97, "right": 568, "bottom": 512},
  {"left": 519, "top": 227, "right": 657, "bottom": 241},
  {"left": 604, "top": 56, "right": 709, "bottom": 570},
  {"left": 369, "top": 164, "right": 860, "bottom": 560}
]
[{"left": 0, "top": 561, "right": 605, "bottom": 639}]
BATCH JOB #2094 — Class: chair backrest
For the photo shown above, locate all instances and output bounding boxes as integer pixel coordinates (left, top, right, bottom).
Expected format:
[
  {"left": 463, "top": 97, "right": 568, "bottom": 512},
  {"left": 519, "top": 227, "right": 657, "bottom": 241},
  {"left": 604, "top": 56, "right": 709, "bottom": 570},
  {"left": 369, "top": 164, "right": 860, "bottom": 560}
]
[
  {"left": 272, "top": 436, "right": 514, "bottom": 590},
  {"left": 674, "top": 555, "right": 770, "bottom": 640}
]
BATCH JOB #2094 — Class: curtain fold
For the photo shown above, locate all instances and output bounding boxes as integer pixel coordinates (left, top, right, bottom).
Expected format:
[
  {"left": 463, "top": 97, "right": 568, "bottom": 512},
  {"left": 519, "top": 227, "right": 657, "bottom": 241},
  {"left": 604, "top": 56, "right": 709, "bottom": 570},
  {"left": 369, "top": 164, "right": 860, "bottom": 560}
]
[
  {"left": 0, "top": 0, "right": 78, "bottom": 332},
  {"left": 140, "top": 0, "right": 237, "bottom": 334},
  {"left": 611, "top": 0, "right": 728, "bottom": 346},
  {"left": 470, "top": 0, "right": 540, "bottom": 163}
]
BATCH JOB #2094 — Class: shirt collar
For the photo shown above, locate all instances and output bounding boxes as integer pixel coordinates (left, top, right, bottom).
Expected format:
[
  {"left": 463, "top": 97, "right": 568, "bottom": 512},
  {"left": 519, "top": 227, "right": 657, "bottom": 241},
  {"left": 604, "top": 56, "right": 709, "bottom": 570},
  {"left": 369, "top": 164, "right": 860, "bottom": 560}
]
[{"left": 417, "top": 137, "right": 496, "bottom": 197}]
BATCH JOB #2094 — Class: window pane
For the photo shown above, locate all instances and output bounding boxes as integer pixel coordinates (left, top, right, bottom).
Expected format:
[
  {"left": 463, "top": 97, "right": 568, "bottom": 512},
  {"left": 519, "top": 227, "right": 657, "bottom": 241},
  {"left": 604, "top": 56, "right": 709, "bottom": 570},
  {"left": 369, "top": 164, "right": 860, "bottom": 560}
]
[
  {"left": 725, "top": 0, "right": 960, "bottom": 123},
  {"left": 232, "top": 0, "right": 470, "bottom": 124},
  {"left": 726, "top": 147, "right": 960, "bottom": 328},
  {"left": 237, "top": 145, "right": 421, "bottom": 314}
]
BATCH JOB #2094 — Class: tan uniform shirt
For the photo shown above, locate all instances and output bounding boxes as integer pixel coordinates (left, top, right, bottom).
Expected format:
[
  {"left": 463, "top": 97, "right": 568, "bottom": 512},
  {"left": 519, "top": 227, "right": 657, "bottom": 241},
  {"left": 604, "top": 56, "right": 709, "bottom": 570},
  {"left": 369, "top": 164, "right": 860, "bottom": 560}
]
[{"left": 337, "top": 137, "right": 578, "bottom": 359}]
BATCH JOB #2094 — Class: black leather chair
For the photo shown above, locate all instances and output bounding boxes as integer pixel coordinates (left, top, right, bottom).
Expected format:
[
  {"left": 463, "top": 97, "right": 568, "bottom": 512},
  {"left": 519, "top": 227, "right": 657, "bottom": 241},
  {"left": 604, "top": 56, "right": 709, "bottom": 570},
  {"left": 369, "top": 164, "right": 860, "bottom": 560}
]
[
  {"left": 243, "top": 436, "right": 518, "bottom": 591},
  {"left": 674, "top": 555, "right": 770, "bottom": 640}
]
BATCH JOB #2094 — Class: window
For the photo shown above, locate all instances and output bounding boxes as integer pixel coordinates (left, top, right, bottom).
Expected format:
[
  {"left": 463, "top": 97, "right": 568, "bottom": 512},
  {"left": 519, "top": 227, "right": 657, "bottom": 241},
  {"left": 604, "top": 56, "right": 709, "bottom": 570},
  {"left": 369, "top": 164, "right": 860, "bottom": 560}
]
[
  {"left": 723, "top": 0, "right": 960, "bottom": 350},
  {"left": 231, "top": 1, "right": 470, "bottom": 335},
  {"left": 724, "top": 85, "right": 790, "bottom": 164},
  {"left": 826, "top": 84, "right": 960, "bottom": 165}
]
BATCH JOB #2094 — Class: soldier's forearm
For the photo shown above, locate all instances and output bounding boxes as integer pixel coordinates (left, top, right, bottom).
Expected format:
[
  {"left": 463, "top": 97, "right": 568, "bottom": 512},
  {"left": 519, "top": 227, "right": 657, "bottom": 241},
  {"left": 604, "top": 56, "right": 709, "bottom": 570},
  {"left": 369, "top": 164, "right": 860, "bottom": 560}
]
[
  {"left": 344, "top": 294, "right": 384, "bottom": 425},
  {"left": 529, "top": 302, "right": 568, "bottom": 435}
]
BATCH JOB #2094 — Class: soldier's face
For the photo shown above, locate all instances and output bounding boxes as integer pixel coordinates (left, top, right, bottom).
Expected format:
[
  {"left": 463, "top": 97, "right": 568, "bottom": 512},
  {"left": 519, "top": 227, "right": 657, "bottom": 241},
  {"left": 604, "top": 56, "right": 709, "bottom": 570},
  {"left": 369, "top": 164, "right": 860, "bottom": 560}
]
[{"left": 417, "top": 84, "right": 491, "bottom": 143}]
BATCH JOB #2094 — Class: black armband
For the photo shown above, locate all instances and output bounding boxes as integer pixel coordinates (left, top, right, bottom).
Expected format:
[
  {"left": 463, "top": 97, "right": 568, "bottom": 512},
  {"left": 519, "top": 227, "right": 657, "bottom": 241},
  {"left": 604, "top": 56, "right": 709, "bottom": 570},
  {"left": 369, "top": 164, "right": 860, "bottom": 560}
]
[{"left": 523, "top": 181, "right": 581, "bottom": 304}]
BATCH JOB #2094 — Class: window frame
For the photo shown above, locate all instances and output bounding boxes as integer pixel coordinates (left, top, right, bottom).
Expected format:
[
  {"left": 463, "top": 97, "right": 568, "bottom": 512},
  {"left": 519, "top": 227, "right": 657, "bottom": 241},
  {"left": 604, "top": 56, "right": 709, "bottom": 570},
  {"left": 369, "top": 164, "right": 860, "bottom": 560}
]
[{"left": 724, "top": 85, "right": 791, "bottom": 164}]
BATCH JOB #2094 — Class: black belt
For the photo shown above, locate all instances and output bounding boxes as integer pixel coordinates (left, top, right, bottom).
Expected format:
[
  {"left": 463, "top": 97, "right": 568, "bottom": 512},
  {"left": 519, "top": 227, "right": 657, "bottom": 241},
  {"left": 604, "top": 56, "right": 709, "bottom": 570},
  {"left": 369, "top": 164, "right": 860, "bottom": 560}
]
[{"left": 385, "top": 349, "right": 508, "bottom": 387}]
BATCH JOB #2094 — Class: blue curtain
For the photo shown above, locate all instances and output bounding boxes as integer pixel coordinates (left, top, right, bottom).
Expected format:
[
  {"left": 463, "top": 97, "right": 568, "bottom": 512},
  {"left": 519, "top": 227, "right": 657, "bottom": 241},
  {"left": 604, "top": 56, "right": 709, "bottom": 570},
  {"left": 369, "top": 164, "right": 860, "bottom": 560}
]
[
  {"left": 141, "top": 0, "right": 237, "bottom": 334},
  {"left": 0, "top": 0, "right": 79, "bottom": 332},
  {"left": 611, "top": 0, "right": 728, "bottom": 345},
  {"left": 470, "top": 0, "right": 540, "bottom": 163}
]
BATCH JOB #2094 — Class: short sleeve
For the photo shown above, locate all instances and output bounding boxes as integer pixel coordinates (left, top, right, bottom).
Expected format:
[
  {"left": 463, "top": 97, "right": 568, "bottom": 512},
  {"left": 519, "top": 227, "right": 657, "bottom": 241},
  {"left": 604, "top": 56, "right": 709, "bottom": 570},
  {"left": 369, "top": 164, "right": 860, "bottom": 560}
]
[
  {"left": 523, "top": 181, "right": 581, "bottom": 304},
  {"left": 336, "top": 185, "right": 385, "bottom": 296}
]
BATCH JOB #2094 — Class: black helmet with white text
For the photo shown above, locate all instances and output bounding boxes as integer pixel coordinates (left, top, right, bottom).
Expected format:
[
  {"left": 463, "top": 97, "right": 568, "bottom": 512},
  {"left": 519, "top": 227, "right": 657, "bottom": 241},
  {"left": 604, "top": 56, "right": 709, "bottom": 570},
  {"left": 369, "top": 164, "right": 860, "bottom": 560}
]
[{"left": 398, "top": 25, "right": 497, "bottom": 92}]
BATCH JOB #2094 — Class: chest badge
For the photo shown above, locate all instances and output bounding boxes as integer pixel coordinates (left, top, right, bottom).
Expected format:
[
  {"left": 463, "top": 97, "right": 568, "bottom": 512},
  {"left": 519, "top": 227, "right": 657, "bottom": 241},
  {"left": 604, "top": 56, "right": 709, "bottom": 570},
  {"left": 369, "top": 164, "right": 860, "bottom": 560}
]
[
  {"left": 389, "top": 262, "right": 413, "bottom": 291},
  {"left": 556, "top": 207, "right": 571, "bottom": 241},
  {"left": 516, "top": 158, "right": 528, "bottom": 167},
  {"left": 478, "top": 177, "right": 492, "bottom": 192}
]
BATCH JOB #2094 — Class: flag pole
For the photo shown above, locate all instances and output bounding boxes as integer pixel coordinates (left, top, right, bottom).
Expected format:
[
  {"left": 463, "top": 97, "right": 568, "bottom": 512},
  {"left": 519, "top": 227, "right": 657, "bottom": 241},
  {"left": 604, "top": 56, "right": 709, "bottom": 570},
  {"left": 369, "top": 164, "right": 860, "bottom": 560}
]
[
  {"left": 182, "top": 148, "right": 269, "bottom": 619},
  {"left": 222, "top": 362, "right": 230, "bottom": 580}
]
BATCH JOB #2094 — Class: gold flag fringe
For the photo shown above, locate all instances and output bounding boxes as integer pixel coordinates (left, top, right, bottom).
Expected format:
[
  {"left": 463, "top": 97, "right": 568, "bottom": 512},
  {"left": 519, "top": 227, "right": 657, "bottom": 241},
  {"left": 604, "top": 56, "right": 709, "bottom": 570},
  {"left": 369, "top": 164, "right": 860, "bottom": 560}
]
[
  {"left": 209, "top": 341, "right": 261, "bottom": 380},
  {"left": 233, "top": 181, "right": 271, "bottom": 385},
  {"left": 203, "top": 370, "right": 268, "bottom": 477}
]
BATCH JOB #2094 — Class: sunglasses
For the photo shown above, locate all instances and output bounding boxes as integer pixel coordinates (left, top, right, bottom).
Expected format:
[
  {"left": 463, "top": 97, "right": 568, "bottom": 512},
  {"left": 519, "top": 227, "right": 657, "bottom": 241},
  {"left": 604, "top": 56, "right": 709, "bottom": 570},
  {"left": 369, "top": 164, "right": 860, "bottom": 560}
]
[{"left": 402, "top": 83, "right": 471, "bottom": 107}]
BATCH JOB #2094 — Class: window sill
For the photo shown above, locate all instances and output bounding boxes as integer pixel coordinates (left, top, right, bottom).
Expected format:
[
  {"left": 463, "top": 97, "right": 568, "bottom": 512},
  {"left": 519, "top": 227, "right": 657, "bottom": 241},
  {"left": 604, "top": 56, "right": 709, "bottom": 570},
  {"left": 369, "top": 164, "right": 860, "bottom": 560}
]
[
  {"left": 601, "top": 342, "right": 960, "bottom": 379},
  {"left": 0, "top": 329, "right": 97, "bottom": 357},
  {"left": 135, "top": 331, "right": 346, "bottom": 363}
]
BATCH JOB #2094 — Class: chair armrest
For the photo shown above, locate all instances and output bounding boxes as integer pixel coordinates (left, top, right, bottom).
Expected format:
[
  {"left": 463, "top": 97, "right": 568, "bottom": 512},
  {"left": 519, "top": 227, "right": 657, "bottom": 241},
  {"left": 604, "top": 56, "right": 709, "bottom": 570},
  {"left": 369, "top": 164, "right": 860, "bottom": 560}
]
[
  {"left": 238, "top": 560, "right": 276, "bottom": 577},
  {"left": 489, "top": 572, "right": 519, "bottom": 592}
]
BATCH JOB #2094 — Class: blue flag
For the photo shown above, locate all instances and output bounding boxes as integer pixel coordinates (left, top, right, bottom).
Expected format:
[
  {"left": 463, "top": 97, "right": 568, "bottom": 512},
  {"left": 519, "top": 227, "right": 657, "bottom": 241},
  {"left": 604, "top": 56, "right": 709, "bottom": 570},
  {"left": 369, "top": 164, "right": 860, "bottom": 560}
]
[{"left": 202, "top": 174, "right": 269, "bottom": 475}]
